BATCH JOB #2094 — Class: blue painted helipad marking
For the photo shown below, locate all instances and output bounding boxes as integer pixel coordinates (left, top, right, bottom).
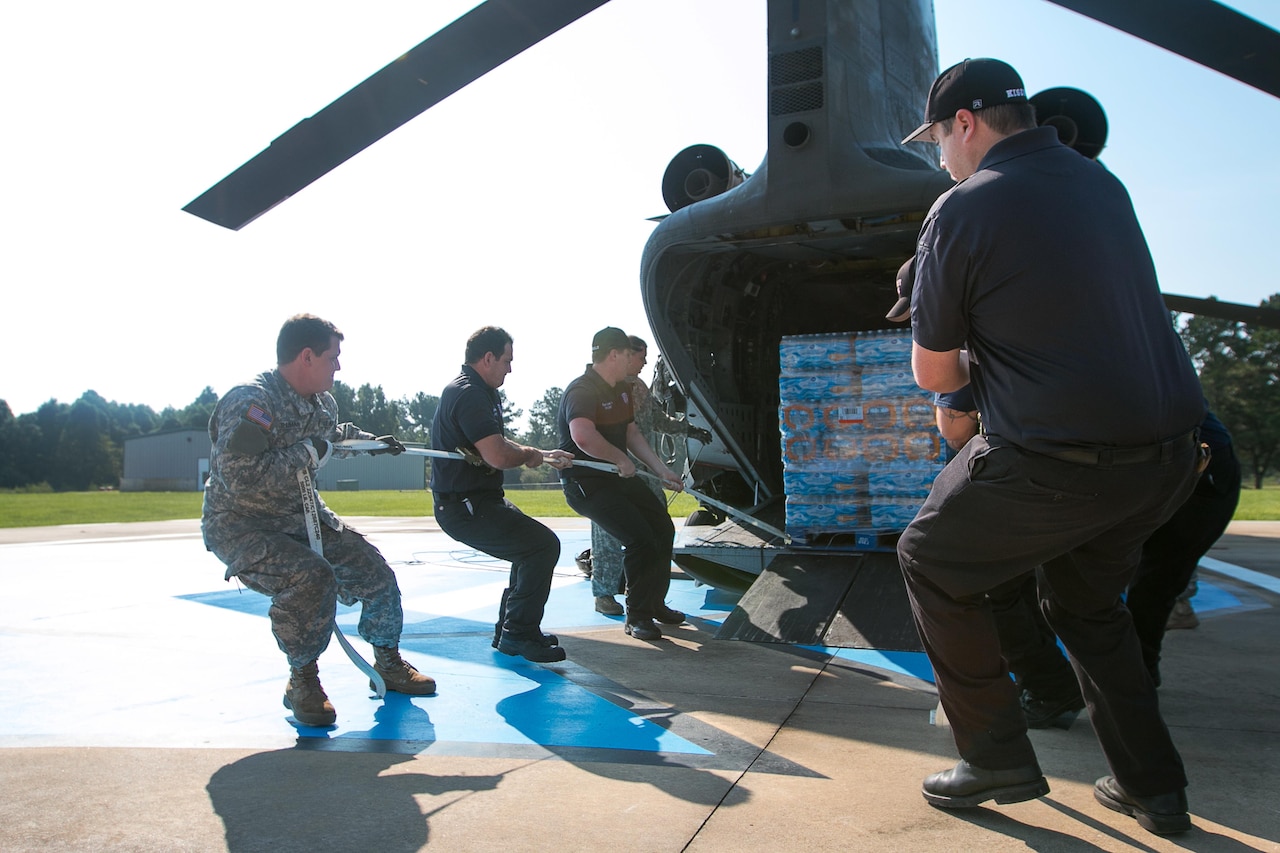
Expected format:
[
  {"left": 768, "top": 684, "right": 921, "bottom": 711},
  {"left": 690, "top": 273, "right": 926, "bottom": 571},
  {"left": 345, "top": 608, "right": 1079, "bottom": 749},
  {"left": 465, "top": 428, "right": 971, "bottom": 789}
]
[
  {"left": 0, "top": 524, "right": 1268, "bottom": 755},
  {"left": 271, "top": 633, "right": 711, "bottom": 754},
  {"left": 800, "top": 559, "right": 1258, "bottom": 687},
  {"left": 184, "top": 569, "right": 713, "bottom": 754},
  {"left": 828, "top": 648, "right": 935, "bottom": 682},
  {"left": 1200, "top": 556, "right": 1280, "bottom": 595},
  {"left": 0, "top": 526, "right": 715, "bottom": 754}
]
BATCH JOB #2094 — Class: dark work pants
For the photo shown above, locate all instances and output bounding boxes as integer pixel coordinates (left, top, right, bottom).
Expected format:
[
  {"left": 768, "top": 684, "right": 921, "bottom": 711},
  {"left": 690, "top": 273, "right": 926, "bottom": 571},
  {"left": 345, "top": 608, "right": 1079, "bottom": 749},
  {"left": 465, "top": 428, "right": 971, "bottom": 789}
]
[
  {"left": 563, "top": 475, "right": 674, "bottom": 620},
  {"left": 433, "top": 493, "right": 559, "bottom": 641},
  {"left": 898, "top": 435, "right": 1198, "bottom": 796},
  {"left": 1126, "top": 451, "right": 1241, "bottom": 676},
  {"left": 988, "top": 574, "right": 1077, "bottom": 697}
]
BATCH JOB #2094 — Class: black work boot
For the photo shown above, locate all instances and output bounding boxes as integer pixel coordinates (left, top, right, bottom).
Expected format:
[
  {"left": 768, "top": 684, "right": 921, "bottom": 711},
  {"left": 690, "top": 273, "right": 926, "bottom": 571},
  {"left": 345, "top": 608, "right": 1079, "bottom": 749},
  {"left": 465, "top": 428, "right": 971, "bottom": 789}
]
[
  {"left": 624, "top": 616, "right": 661, "bottom": 641},
  {"left": 492, "top": 630, "right": 559, "bottom": 650},
  {"left": 283, "top": 660, "right": 336, "bottom": 726},
  {"left": 497, "top": 632, "right": 567, "bottom": 663},
  {"left": 922, "top": 760, "right": 1049, "bottom": 808},
  {"left": 1094, "top": 776, "right": 1191, "bottom": 835},
  {"left": 1021, "top": 685, "right": 1086, "bottom": 729},
  {"left": 372, "top": 646, "right": 437, "bottom": 695},
  {"left": 575, "top": 549, "right": 593, "bottom": 578}
]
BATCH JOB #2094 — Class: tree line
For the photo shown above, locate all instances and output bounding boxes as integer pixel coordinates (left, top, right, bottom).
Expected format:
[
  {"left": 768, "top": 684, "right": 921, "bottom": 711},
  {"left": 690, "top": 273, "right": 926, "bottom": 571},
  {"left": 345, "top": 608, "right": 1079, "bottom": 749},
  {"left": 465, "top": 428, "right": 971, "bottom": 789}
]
[
  {"left": 1179, "top": 295, "right": 1280, "bottom": 489},
  {"left": 0, "top": 381, "right": 566, "bottom": 491},
  {"left": 2, "top": 300, "right": 1276, "bottom": 491}
]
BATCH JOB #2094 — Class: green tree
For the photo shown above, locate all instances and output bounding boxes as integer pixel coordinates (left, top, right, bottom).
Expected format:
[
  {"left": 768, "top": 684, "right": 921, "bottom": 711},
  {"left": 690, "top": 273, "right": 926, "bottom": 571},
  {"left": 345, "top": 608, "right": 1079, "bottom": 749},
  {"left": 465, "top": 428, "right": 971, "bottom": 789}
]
[
  {"left": 175, "top": 386, "right": 219, "bottom": 430},
  {"left": 153, "top": 387, "right": 217, "bottom": 433},
  {"left": 522, "top": 387, "right": 563, "bottom": 450},
  {"left": 401, "top": 392, "right": 440, "bottom": 442},
  {"left": 351, "top": 383, "right": 404, "bottom": 437},
  {"left": 331, "top": 380, "right": 356, "bottom": 419},
  {"left": 54, "top": 395, "right": 118, "bottom": 489},
  {"left": 497, "top": 390, "right": 522, "bottom": 438},
  {"left": 22, "top": 399, "right": 67, "bottom": 488},
  {"left": 1180, "top": 294, "right": 1280, "bottom": 488},
  {"left": 0, "top": 400, "right": 18, "bottom": 487},
  {"left": 509, "top": 387, "right": 564, "bottom": 486},
  {"left": 4, "top": 408, "right": 48, "bottom": 487}
]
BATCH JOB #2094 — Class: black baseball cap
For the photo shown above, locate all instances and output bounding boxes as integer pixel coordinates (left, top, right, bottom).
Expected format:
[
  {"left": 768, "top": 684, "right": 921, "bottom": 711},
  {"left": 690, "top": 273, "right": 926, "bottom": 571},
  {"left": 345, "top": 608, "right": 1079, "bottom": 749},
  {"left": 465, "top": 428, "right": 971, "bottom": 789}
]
[
  {"left": 591, "top": 326, "right": 631, "bottom": 354},
  {"left": 886, "top": 256, "right": 916, "bottom": 323},
  {"left": 902, "top": 58, "right": 1028, "bottom": 144}
]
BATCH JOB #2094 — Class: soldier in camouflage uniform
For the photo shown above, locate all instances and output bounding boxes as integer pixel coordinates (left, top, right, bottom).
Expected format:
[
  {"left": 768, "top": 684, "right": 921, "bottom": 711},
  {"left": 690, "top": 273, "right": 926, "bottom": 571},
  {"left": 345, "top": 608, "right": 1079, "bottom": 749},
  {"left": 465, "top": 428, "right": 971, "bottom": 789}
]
[
  {"left": 202, "top": 314, "right": 435, "bottom": 728},
  {"left": 586, "top": 336, "right": 712, "bottom": 615}
]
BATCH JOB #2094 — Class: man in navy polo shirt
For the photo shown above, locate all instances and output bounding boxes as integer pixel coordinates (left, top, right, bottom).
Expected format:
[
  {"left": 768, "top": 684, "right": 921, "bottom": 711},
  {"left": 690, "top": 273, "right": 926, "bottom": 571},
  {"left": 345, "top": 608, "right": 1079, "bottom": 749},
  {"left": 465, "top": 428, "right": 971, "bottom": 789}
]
[
  {"left": 898, "top": 58, "right": 1204, "bottom": 835},
  {"left": 431, "top": 326, "right": 575, "bottom": 663},
  {"left": 557, "top": 327, "right": 685, "bottom": 641}
]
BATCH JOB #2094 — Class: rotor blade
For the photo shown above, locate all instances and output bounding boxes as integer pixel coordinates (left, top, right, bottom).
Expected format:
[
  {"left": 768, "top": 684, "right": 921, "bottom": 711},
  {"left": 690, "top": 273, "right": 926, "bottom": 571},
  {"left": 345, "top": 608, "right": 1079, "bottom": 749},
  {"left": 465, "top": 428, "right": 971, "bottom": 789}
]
[
  {"left": 184, "top": 0, "right": 610, "bottom": 230},
  {"left": 1163, "top": 293, "right": 1280, "bottom": 329},
  {"left": 1045, "top": 0, "right": 1280, "bottom": 98}
]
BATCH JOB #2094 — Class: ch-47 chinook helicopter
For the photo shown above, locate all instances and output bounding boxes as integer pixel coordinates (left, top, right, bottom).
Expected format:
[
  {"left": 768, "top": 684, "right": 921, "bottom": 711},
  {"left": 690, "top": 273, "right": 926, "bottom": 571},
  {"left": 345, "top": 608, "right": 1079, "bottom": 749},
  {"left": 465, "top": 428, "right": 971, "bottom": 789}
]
[{"left": 184, "top": 0, "right": 1280, "bottom": 651}]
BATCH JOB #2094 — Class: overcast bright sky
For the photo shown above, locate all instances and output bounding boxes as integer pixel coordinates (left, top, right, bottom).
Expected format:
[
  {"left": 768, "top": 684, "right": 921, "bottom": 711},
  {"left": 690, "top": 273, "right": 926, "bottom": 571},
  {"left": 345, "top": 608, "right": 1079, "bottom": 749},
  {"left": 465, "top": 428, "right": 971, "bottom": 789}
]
[{"left": 3, "top": 0, "right": 1277, "bottom": 428}]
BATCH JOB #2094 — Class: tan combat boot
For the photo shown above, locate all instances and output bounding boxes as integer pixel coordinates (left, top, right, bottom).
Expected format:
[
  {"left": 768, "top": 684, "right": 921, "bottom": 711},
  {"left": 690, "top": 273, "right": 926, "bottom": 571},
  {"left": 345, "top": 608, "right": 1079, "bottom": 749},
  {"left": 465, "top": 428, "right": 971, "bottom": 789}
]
[
  {"left": 283, "top": 660, "right": 336, "bottom": 726},
  {"left": 373, "top": 646, "right": 437, "bottom": 695}
]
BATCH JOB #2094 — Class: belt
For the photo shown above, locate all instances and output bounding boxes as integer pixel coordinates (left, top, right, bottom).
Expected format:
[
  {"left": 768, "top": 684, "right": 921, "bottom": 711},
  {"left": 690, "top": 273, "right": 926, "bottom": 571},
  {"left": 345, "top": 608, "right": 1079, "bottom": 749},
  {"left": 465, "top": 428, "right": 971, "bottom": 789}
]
[
  {"left": 433, "top": 490, "right": 498, "bottom": 504},
  {"left": 1042, "top": 431, "right": 1197, "bottom": 467}
]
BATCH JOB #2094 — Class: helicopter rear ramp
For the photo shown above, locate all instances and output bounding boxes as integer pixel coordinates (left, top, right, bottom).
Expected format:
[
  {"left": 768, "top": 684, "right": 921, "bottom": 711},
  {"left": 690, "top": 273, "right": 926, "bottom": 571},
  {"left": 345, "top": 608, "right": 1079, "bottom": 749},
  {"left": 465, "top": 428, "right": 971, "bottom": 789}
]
[{"left": 716, "top": 550, "right": 924, "bottom": 651}]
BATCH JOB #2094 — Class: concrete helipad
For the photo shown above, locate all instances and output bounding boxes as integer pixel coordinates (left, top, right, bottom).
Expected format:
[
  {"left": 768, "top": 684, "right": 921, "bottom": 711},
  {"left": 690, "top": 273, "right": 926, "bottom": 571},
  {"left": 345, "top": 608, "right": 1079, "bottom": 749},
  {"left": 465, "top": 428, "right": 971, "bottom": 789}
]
[{"left": 0, "top": 516, "right": 1276, "bottom": 852}]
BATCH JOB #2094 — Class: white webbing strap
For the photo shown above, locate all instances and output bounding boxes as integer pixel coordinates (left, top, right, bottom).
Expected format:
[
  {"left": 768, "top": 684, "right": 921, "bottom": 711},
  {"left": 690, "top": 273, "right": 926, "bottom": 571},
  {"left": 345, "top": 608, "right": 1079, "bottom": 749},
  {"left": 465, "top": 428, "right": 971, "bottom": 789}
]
[
  {"left": 333, "top": 439, "right": 788, "bottom": 542},
  {"left": 297, "top": 467, "right": 386, "bottom": 698}
]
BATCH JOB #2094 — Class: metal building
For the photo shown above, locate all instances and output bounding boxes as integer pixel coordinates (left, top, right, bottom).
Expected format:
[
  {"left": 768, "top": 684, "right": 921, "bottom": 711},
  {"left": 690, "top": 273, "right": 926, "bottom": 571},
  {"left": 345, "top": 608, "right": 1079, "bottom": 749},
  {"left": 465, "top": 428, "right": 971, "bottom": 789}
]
[
  {"left": 121, "top": 429, "right": 210, "bottom": 492},
  {"left": 121, "top": 429, "right": 426, "bottom": 492}
]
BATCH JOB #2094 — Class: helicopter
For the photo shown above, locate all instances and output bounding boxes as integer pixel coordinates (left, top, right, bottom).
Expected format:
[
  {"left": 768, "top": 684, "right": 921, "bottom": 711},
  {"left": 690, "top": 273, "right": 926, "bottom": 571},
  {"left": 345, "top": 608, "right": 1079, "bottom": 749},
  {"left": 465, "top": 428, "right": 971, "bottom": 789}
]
[{"left": 183, "top": 0, "right": 1280, "bottom": 651}]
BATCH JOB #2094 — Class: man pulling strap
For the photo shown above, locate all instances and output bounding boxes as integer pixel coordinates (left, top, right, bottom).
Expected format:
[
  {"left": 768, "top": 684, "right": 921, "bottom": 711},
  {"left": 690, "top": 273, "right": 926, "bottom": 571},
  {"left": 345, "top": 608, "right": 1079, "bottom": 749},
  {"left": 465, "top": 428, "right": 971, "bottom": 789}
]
[
  {"left": 202, "top": 314, "right": 436, "bottom": 728},
  {"left": 897, "top": 59, "right": 1204, "bottom": 835},
  {"left": 429, "top": 326, "right": 575, "bottom": 663},
  {"left": 557, "top": 327, "right": 686, "bottom": 642}
]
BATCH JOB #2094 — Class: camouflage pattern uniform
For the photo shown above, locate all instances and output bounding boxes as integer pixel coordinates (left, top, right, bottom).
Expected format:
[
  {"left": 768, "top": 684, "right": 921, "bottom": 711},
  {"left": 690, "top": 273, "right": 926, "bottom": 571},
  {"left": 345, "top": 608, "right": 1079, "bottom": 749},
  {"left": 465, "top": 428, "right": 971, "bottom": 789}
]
[
  {"left": 590, "top": 378, "right": 692, "bottom": 597},
  {"left": 202, "top": 369, "right": 404, "bottom": 669}
]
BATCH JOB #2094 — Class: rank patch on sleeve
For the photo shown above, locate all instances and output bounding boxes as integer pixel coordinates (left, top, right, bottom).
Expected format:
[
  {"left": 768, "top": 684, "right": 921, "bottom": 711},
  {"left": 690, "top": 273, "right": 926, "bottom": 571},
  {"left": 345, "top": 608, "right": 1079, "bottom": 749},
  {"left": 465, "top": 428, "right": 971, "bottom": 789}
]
[{"left": 245, "top": 405, "right": 273, "bottom": 430}]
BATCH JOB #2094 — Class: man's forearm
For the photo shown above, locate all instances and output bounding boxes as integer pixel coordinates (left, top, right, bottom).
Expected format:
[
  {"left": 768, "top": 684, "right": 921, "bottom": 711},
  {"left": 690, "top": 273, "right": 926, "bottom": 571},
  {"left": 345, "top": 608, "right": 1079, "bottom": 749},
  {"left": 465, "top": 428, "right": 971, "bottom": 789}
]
[{"left": 476, "top": 434, "right": 541, "bottom": 470}]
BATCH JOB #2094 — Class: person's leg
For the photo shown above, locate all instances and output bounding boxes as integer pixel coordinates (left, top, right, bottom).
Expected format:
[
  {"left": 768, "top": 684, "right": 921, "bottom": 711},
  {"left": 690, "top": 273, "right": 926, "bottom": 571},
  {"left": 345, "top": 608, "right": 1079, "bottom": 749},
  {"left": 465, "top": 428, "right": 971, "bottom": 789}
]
[
  {"left": 988, "top": 573, "right": 1082, "bottom": 727},
  {"left": 434, "top": 498, "right": 561, "bottom": 655},
  {"left": 1126, "top": 461, "right": 1240, "bottom": 677},
  {"left": 990, "top": 574, "right": 1074, "bottom": 693},
  {"left": 624, "top": 479, "right": 676, "bottom": 615},
  {"left": 230, "top": 531, "right": 342, "bottom": 724},
  {"left": 323, "top": 526, "right": 402, "bottom": 647},
  {"left": 899, "top": 441, "right": 1049, "bottom": 772},
  {"left": 565, "top": 478, "right": 667, "bottom": 623},
  {"left": 1039, "top": 449, "right": 1200, "bottom": 797},
  {"left": 901, "top": 437, "right": 1195, "bottom": 778},
  {"left": 590, "top": 523, "right": 626, "bottom": 604},
  {"left": 1043, "top": 551, "right": 1186, "bottom": 794},
  {"left": 456, "top": 497, "right": 559, "bottom": 637},
  {"left": 233, "top": 532, "right": 338, "bottom": 668},
  {"left": 325, "top": 527, "right": 436, "bottom": 693}
]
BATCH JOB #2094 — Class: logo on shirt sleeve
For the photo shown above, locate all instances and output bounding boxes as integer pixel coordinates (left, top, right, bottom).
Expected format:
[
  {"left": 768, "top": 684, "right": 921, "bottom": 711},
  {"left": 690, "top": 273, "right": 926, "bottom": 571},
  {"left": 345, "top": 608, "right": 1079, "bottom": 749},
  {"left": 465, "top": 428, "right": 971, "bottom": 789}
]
[{"left": 245, "top": 405, "right": 273, "bottom": 430}]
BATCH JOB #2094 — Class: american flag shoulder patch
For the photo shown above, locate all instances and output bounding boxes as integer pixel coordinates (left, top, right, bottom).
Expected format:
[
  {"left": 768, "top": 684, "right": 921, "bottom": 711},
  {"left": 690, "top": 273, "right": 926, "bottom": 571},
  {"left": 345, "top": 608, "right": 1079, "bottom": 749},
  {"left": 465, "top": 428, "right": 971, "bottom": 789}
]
[{"left": 245, "top": 404, "right": 273, "bottom": 430}]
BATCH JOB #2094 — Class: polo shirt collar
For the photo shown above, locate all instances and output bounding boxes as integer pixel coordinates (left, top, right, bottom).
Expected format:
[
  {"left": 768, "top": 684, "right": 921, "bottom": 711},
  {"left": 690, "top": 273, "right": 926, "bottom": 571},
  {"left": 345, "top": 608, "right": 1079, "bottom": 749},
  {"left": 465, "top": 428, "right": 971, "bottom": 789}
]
[
  {"left": 977, "top": 125, "right": 1061, "bottom": 173},
  {"left": 461, "top": 363, "right": 499, "bottom": 402},
  {"left": 582, "top": 364, "right": 620, "bottom": 393}
]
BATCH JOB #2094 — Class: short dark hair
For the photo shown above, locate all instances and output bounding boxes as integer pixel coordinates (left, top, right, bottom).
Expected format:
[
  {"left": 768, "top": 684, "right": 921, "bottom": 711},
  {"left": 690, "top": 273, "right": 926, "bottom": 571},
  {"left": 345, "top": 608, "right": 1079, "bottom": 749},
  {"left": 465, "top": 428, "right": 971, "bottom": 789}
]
[
  {"left": 628, "top": 335, "right": 648, "bottom": 351},
  {"left": 938, "top": 102, "right": 1036, "bottom": 138},
  {"left": 278, "top": 314, "right": 342, "bottom": 365},
  {"left": 465, "top": 326, "right": 513, "bottom": 364},
  {"left": 981, "top": 102, "right": 1037, "bottom": 135}
]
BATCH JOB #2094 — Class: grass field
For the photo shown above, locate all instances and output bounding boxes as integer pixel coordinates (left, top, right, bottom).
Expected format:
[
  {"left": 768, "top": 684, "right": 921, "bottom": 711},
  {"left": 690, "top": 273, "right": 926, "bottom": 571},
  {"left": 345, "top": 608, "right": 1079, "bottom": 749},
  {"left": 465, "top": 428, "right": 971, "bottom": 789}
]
[
  {"left": 0, "top": 488, "right": 701, "bottom": 528},
  {"left": 0, "top": 485, "right": 1275, "bottom": 529}
]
